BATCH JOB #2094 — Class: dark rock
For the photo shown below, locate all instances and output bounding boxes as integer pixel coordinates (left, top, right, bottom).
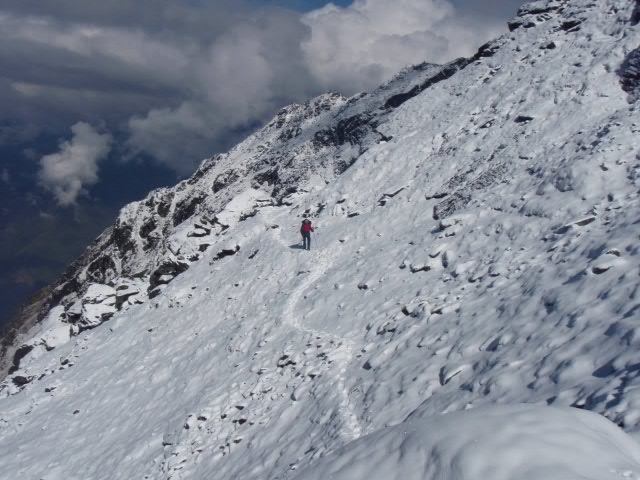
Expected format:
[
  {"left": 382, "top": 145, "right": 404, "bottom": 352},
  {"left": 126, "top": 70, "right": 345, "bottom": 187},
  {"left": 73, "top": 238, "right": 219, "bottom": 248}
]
[
  {"left": 514, "top": 115, "right": 535, "bottom": 123},
  {"left": 314, "top": 113, "right": 374, "bottom": 148},
  {"left": 115, "top": 287, "right": 141, "bottom": 310},
  {"left": 516, "top": 3, "right": 563, "bottom": 16},
  {"left": 149, "top": 260, "right": 190, "bottom": 291},
  {"left": 111, "top": 222, "right": 136, "bottom": 256},
  {"left": 188, "top": 156, "right": 221, "bottom": 185},
  {"left": 156, "top": 192, "right": 174, "bottom": 218},
  {"left": 173, "top": 195, "right": 206, "bottom": 227},
  {"left": 213, "top": 169, "right": 240, "bottom": 193},
  {"left": 385, "top": 58, "right": 470, "bottom": 109},
  {"left": 619, "top": 47, "right": 640, "bottom": 101},
  {"left": 12, "top": 375, "right": 33, "bottom": 386},
  {"left": 425, "top": 192, "right": 449, "bottom": 200},
  {"left": 592, "top": 265, "right": 612, "bottom": 275},
  {"left": 86, "top": 255, "right": 117, "bottom": 284},
  {"left": 473, "top": 39, "right": 503, "bottom": 59},
  {"left": 560, "top": 20, "right": 582, "bottom": 32},
  {"left": 540, "top": 42, "right": 557, "bottom": 50},
  {"left": 212, "top": 217, "right": 230, "bottom": 232},
  {"left": 410, "top": 265, "right": 431, "bottom": 274},
  {"left": 8, "top": 344, "right": 34, "bottom": 374},
  {"left": 507, "top": 19, "right": 524, "bottom": 31},
  {"left": 278, "top": 126, "right": 302, "bottom": 142},
  {"left": 214, "top": 246, "right": 241, "bottom": 261},
  {"left": 276, "top": 186, "right": 299, "bottom": 204},
  {"left": 139, "top": 219, "right": 157, "bottom": 240},
  {"left": 239, "top": 210, "right": 258, "bottom": 222},
  {"left": 574, "top": 216, "right": 596, "bottom": 227},
  {"left": 148, "top": 287, "right": 164, "bottom": 300},
  {"left": 508, "top": 19, "right": 538, "bottom": 31},
  {"left": 253, "top": 168, "right": 280, "bottom": 188}
]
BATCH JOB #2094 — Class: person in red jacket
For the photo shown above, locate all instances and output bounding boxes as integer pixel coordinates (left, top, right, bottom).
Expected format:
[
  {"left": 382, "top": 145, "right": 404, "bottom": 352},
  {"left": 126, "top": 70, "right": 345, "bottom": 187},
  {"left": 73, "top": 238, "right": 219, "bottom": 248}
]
[{"left": 300, "top": 219, "right": 314, "bottom": 250}]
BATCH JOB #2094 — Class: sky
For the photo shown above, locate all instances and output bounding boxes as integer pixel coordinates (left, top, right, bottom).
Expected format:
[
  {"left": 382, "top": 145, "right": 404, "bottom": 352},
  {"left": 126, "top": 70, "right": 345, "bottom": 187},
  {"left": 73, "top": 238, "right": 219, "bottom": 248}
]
[{"left": 0, "top": 0, "right": 525, "bottom": 329}]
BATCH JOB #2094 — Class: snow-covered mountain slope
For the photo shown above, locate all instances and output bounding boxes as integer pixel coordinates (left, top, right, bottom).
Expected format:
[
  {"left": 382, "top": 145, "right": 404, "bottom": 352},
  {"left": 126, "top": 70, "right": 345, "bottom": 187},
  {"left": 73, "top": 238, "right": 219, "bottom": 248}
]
[
  {"left": 1, "top": 0, "right": 640, "bottom": 478},
  {"left": 295, "top": 405, "right": 640, "bottom": 480},
  {"left": 0, "top": 59, "right": 464, "bottom": 376}
]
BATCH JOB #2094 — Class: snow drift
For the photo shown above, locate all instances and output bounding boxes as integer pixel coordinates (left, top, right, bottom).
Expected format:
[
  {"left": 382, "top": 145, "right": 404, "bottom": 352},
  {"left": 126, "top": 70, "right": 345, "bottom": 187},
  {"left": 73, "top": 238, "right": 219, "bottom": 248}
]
[{"left": 295, "top": 405, "right": 640, "bottom": 480}]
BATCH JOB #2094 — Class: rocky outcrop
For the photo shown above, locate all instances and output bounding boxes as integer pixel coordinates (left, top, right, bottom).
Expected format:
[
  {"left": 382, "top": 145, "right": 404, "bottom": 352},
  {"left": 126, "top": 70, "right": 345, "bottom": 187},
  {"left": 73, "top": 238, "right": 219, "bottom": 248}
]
[
  {"left": 620, "top": 46, "right": 640, "bottom": 102},
  {"left": 0, "top": 287, "right": 51, "bottom": 378},
  {"left": 508, "top": 0, "right": 569, "bottom": 31},
  {"left": 384, "top": 58, "right": 470, "bottom": 109}
]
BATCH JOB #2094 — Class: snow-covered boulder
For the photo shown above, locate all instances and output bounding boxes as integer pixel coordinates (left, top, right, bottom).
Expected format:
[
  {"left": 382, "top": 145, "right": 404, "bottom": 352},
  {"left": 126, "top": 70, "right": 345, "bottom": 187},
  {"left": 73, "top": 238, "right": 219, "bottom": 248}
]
[
  {"left": 78, "top": 284, "right": 117, "bottom": 330},
  {"left": 295, "top": 405, "right": 640, "bottom": 480}
]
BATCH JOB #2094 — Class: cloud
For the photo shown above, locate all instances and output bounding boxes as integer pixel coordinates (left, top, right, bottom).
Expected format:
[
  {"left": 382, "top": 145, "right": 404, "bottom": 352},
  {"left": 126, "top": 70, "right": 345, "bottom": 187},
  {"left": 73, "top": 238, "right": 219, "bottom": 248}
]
[
  {"left": 127, "top": 10, "right": 316, "bottom": 173},
  {"left": 301, "top": 0, "right": 504, "bottom": 92},
  {"left": 38, "top": 122, "right": 112, "bottom": 206},
  {"left": 0, "top": 0, "right": 511, "bottom": 179},
  {"left": 1, "top": 168, "right": 9, "bottom": 184}
]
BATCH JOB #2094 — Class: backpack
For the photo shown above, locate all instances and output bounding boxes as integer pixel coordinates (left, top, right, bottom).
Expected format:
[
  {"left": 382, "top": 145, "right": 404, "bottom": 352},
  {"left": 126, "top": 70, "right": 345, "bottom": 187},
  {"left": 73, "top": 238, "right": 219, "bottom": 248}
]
[{"left": 301, "top": 221, "right": 313, "bottom": 234}]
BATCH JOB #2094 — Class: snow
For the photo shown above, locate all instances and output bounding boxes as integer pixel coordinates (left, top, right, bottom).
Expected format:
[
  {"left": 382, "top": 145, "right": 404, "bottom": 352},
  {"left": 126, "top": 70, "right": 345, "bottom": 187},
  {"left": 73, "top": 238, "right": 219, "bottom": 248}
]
[
  {"left": 0, "top": 0, "right": 640, "bottom": 478},
  {"left": 294, "top": 405, "right": 640, "bottom": 480}
]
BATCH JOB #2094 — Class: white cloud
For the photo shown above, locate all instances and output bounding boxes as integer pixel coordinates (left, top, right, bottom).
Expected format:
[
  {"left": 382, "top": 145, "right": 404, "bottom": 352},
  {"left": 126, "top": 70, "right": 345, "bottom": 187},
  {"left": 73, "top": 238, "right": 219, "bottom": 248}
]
[
  {"left": 302, "top": 0, "right": 503, "bottom": 92},
  {"left": 127, "top": 102, "right": 214, "bottom": 175},
  {"left": 126, "top": 12, "right": 315, "bottom": 174},
  {"left": 38, "top": 122, "right": 112, "bottom": 206},
  {"left": 1, "top": 1, "right": 508, "bottom": 177},
  {"left": 1, "top": 167, "right": 9, "bottom": 184}
]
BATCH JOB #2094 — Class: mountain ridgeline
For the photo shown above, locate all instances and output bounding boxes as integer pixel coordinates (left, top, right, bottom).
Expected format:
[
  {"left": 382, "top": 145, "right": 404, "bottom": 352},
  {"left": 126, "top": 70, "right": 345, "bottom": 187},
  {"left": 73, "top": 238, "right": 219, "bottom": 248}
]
[
  {"left": 0, "top": 59, "right": 468, "bottom": 375},
  {"left": 1, "top": 1, "right": 640, "bottom": 479}
]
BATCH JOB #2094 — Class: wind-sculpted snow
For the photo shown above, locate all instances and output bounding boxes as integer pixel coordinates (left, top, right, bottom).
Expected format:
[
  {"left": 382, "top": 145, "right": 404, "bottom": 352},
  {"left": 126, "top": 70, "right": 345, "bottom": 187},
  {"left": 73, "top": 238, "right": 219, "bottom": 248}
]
[
  {"left": 1, "top": 0, "right": 640, "bottom": 479},
  {"left": 294, "top": 405, "right": 640, "bottom": 480}
]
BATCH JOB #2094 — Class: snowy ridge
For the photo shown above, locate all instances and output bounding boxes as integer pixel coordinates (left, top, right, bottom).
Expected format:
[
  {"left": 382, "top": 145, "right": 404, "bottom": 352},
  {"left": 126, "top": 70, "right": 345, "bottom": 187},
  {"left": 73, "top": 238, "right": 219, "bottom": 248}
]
[
  {"left": 1, "top": 0, "right": 640, "bottom": 479},
  {"left": 0, "top": 58, "right": 461, "bottom": 375}
]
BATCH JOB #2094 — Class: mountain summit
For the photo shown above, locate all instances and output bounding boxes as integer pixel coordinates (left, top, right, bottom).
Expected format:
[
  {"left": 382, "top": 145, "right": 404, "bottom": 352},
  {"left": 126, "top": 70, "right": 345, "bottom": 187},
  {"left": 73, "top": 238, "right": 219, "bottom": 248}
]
[{"left": 1, "top": 1, "right": 640, "bottom": 478}]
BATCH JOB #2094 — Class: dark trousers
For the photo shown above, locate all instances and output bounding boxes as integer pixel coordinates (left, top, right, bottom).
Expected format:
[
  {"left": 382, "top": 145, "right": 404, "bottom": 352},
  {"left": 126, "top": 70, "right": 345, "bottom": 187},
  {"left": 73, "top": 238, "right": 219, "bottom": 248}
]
[{"left": 302, "top": 233, "right": 311, "bottom": 250}]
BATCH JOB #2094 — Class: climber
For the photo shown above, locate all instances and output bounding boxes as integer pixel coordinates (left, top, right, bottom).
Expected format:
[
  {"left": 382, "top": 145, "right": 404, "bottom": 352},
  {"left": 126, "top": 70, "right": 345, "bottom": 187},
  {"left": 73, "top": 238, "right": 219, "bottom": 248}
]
[{"left": 300, "top": 219, "right": 314, "bottom": 251}]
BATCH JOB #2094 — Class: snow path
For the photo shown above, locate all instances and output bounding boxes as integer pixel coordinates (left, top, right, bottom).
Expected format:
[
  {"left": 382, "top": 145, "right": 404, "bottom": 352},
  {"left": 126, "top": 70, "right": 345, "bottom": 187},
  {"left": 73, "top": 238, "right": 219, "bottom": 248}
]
[{"left": 267, "top": 207, "right": 363, "bottom": 442}]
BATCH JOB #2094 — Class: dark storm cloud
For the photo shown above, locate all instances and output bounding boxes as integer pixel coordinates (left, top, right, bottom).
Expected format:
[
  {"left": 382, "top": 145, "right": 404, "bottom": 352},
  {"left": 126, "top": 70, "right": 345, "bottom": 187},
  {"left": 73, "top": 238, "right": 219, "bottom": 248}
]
[
  {"left": 0, "top": 0, "right": 526, "bottom": 198},
  {"left": 0, "top": 3, "right": 317, "bottom": 175},
  {"left": 0, "top": 0, "right": 251, "bottom": 39}
]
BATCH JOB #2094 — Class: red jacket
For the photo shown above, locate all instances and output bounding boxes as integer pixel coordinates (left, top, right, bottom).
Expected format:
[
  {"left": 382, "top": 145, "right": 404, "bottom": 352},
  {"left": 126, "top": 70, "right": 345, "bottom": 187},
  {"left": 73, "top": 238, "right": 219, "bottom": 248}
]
[{"left": 301, "top": 222, "right": 314, "bottom": 234}]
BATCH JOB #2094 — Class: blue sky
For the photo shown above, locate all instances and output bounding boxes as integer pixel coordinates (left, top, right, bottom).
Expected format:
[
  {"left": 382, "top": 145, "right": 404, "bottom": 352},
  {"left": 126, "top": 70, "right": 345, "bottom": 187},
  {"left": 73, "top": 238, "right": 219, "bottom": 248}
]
[{"left": 0, "top": 0, "right": 525, "bottom": 328}]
